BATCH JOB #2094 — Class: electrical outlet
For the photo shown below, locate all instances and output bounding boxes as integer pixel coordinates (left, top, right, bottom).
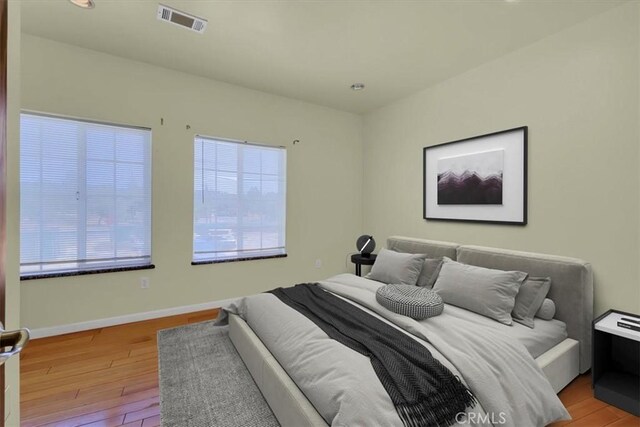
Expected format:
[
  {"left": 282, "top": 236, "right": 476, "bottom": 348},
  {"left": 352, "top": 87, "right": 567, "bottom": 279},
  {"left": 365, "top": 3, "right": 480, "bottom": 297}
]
[
  {"left": 315, "top": 259, "right": 322, "bottom": 268},
  {"left": 140, "top": 277, "right": 150, "bottom": 289}
]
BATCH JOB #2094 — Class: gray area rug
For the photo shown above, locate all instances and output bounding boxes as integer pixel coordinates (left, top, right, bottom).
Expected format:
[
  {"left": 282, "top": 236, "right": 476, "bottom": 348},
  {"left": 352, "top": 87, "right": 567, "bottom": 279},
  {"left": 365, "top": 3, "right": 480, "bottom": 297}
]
[{"left": 158, "top": 321, "right": 280, "bottom": 427}]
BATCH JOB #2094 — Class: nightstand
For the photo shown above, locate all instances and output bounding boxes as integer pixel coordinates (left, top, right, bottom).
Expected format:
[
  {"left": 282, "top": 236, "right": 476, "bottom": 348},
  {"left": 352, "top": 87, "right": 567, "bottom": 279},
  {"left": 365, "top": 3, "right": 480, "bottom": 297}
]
[
  {"left": 592, "top": 309, "right": 640, "bottom": 416},
  {"left": 350, "top": 253, "right": 377, "bottom": 277}
]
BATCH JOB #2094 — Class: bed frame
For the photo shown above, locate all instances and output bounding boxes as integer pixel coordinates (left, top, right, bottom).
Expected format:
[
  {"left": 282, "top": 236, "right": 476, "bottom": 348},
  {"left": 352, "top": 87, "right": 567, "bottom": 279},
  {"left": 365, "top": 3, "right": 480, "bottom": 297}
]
[{"left": 229, "top": 236, "right": 593, "bottom": 426}]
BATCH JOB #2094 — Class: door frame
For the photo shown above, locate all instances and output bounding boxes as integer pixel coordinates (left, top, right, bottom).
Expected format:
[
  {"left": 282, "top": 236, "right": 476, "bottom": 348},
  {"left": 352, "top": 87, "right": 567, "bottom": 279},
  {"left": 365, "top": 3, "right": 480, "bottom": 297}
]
[{"left": 0, "top": 0, "right": 9, "bottom": 422}]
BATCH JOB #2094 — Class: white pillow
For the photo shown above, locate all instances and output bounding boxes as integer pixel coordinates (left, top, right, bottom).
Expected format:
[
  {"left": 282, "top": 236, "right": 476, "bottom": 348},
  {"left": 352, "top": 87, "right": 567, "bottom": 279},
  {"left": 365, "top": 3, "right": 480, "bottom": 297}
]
[
  {"left": 366, "top": 248, "right": 426, "bottom": 286},
  {"left": 433, "top": 258, "right": 527, "bottom": 325},
  {"left": 535, "top": 298, "right": 556, "bottom": 320}
]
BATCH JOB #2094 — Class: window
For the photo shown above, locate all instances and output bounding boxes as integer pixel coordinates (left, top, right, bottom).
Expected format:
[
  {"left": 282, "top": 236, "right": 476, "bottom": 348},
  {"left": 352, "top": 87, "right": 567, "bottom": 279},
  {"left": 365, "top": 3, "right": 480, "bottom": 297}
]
[
  {"left": 20, "top": 113, "right": 152, "bottom": 277},
  {"left": 193, "top": 136, "right": 286, "bottom": 263}
]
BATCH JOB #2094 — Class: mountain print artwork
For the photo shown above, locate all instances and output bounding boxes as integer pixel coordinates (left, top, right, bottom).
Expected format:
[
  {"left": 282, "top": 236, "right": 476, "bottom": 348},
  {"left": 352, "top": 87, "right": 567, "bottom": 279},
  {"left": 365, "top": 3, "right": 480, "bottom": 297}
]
[{"left": 437, "top": 149, "right": 504, "bottom": 205}]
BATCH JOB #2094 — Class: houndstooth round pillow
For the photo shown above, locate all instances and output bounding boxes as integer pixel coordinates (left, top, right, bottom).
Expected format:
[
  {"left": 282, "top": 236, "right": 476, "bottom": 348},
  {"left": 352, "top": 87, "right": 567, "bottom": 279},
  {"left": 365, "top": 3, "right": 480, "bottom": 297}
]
[{"left": 376, "top": 284, "right": 444, "bottom": 320}]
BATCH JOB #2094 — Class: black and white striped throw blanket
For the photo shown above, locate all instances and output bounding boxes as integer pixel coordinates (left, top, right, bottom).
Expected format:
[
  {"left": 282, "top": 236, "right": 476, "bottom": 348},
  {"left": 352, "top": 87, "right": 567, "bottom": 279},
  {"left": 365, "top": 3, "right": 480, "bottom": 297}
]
[{"left": 270, "top": 283, "right": 476, "bottom": 427}]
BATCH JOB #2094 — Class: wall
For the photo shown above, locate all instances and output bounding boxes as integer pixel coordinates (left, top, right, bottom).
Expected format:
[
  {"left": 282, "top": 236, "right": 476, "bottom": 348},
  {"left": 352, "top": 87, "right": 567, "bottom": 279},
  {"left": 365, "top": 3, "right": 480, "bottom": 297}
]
[
  {"left": 19, "top": 34, "right": 363, "bottom": 329},
  {"left": 363, "top": 3, "right": 640, "bottom": 316},
  {"left": 6, "top": 0, "right": 20, "bottom": 423},
  {"left": 18, "top": 2, "right": 640, "bottom": 330}
]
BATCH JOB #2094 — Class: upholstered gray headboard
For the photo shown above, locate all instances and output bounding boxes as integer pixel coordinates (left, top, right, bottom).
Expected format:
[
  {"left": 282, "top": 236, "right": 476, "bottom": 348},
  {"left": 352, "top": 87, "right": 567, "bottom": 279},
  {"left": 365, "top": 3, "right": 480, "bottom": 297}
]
[
  {"left": 457, "top": 246, "right": 593, "bottom": 373},
  {"left": 386, "top": 236, "right": 594, "bottom": 373},
  {"left": 387, "top": 236, "right": 458, "bottom": 259}
]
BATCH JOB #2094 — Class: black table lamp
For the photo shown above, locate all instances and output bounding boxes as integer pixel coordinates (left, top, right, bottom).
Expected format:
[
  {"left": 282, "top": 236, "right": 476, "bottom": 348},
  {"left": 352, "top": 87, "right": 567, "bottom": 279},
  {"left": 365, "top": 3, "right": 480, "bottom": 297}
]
[{"left": 356, "top": 235, "right": 376, "bottom": 258}]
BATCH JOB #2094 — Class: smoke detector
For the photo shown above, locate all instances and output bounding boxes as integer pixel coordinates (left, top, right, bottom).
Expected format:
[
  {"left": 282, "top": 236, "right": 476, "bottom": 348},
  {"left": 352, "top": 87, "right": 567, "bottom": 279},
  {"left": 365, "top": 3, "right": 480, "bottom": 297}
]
[{"left": 157, "top": 4, "right": 207, "bottom": 34}]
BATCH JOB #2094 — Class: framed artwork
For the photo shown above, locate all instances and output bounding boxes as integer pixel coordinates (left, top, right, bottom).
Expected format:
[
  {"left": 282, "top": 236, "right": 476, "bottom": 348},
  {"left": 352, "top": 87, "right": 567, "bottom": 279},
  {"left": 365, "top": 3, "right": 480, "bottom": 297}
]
[{"left": 423, "top": 126, "right": 527, "bottom": 225}]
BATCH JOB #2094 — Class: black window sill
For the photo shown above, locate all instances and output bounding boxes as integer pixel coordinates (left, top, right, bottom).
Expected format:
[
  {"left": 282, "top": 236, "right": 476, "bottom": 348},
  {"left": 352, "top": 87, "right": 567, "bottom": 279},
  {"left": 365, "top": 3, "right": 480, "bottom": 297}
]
[
  {"left": 192, "top": 253, "right": 287, "bottom": 266},
  {"left": 21, "top": 264, "right": 156, "bottom": 281}
]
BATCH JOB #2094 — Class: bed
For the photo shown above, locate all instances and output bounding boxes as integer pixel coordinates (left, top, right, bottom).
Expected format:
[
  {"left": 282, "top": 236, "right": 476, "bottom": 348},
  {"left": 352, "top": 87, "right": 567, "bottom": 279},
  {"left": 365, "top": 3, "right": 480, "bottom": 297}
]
[{"left": 221, "top": 236, "right": 593, "bottom": 426}]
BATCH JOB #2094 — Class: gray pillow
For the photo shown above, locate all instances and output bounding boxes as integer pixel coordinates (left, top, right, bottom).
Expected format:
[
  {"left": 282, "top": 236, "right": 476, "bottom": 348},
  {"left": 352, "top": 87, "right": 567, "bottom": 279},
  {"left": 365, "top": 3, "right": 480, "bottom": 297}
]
[
  {"left": 376, "top": 284, "right": 444, "bottom": 320},
  {"left": 366, "top": 248, "right": 426, "bottom": 286},
  {"left": 433, "top": 258, "right": 527, "bottom": 325},
  {"left": 416, "top": 257, "right": 444, "bottom": 289},
  {"left": 535, "top": 298, "right": 556, "bottom": 320},
  {"left": 512, "top": 277, "right": 551, "bottom": 328}
]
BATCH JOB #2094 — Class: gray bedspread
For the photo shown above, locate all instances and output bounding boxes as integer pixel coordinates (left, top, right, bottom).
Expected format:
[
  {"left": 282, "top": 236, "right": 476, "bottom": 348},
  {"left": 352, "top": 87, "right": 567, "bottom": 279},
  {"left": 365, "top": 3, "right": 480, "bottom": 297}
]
[
  {"left": 219, "top": 274, "right": 570, "bottom": 427},
  {"left": 439, "top": 304, "right": 567, "bottom": 359}
]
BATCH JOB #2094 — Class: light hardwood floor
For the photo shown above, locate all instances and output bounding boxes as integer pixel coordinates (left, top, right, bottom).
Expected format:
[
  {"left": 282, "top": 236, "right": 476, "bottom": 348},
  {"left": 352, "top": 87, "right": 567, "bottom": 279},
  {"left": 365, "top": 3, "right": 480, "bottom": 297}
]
[
  {"left": 20, "top": 309, "right": 219, "bottom": 427},
  {"left": 19, "top": 309, "right": 639, "bottom": 427},
  {"left": 551, "top": 375, "right": 639, "bottom": 427}
]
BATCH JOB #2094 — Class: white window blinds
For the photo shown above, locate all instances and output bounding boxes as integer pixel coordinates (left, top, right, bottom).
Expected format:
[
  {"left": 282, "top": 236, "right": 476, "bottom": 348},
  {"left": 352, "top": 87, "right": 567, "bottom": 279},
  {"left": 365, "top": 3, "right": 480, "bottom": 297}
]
[
  {"left": 193, "top": 136, "right": 286, "bottom": 262},
  {"left": 20, "top": 113, "right": 152, "bottom": 276}
]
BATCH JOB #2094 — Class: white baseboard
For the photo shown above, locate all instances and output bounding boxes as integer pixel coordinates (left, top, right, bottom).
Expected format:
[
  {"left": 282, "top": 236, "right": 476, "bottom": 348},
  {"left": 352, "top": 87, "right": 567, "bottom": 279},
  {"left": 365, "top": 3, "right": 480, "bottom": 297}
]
[{"left": 28, "top": 298, "right": 239, "bottom": 339}]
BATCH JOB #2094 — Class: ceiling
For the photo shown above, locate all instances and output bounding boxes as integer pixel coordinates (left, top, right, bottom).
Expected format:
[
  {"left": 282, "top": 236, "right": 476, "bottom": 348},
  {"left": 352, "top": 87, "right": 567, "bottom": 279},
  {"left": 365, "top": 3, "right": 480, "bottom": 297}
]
[{"left": 21, "top": 0, "right": 623, "bottom": 114}]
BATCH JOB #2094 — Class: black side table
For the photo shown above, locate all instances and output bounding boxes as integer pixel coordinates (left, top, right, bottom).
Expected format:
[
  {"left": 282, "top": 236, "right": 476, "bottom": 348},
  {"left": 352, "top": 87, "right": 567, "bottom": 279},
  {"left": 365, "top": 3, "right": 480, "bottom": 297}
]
[
  {"left": 350, "top": 253, "right": 377, "bottom": 277},
  {"left": 592, "top": 309, "right": 640, "bottom": 416}
]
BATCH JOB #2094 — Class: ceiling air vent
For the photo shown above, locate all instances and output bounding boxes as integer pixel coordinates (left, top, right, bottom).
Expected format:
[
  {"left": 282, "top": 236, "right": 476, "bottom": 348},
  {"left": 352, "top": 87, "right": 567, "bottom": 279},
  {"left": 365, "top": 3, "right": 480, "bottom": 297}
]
[{"left": 157, "top": 4, "right": 208, "bottom": 34}]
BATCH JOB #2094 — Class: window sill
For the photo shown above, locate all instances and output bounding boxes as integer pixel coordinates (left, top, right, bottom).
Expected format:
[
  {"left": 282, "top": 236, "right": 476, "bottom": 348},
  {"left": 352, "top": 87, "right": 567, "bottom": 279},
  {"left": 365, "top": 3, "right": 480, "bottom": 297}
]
[
  {"left": 21, "top": 264, "right": 156, "bottom": 281},
  {"left": 191, "top": 253, "right": 287, "bottom": 266}
]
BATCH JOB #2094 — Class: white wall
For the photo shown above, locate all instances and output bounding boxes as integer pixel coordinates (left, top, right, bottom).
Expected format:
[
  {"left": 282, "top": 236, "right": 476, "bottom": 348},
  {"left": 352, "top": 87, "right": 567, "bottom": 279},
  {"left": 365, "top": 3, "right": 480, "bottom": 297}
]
[
  {"left": 19, "top": 35, "right": 363, "bottom": 329},
  {"left": 363, "top": 3, "right": 640, "bottom": 316},
  {"left": 18, "top": 2, "right": 640, "bottom": 331}
]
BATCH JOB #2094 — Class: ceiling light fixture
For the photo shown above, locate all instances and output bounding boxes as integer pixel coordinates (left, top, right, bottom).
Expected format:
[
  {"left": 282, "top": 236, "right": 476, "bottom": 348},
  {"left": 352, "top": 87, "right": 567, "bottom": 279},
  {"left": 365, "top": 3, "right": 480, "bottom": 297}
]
[
  {"left": 69, "top": 0, "right": 95, "bottom": 9},
  {"left": 350, "top": 83, "right": 365, "bottom": 91}
]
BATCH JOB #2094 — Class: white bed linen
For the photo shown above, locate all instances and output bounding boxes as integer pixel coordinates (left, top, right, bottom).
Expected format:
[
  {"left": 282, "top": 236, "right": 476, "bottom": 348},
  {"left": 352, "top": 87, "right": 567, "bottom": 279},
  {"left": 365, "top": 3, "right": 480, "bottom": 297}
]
[
  {"left": 411, "top": 298, "right": 567, "bottom": 359},
  {"left": 220, "top": 274, "right": 570, "bottom": 426}
]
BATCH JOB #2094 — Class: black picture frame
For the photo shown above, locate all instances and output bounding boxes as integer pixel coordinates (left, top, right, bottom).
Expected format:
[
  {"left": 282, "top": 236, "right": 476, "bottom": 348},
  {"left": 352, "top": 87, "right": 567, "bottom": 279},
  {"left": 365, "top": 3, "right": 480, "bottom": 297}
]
[{"left": 423, "top": 126, "right": 527, "bottom": 225}]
